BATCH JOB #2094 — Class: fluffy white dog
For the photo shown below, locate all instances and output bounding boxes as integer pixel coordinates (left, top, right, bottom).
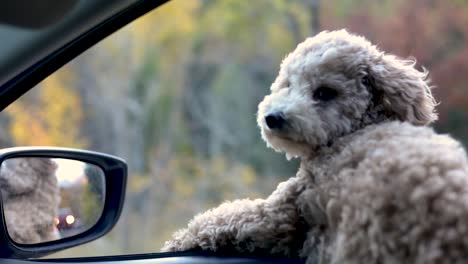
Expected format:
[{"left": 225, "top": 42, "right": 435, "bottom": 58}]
[
  {"left": 163, "top": 30, "right": 468, "bottom": 264},
  {"left": 0, "top": 158, "right": 60, "bottom": 244}
]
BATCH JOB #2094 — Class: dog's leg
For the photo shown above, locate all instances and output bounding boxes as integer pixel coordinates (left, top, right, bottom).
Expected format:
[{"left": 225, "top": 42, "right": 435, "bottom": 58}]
[{"left": 161, "top": 176, "right": 309, "bottom": 256}]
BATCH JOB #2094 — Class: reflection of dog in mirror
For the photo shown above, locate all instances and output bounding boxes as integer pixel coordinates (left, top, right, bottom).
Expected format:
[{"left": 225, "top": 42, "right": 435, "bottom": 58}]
[
  {"left": 162, "top": 30, "right": 468, "bottom": 263},
  {"left": 0, "top": 158, "right": 60, "bottom": 244}
]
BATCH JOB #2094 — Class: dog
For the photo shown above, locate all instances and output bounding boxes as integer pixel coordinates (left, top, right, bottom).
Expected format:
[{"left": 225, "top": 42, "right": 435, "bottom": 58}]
[
  {"left": 162, "top": 30, "right": 468, "bottom": 264},
  {"left": 0, "top": 158, "right": 60, "bottom": 244}
]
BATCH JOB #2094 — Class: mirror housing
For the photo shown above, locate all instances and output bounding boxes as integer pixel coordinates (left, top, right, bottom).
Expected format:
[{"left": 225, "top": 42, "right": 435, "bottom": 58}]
[{"left": 0, "top": 147, "right": 127, "bottom": 259}]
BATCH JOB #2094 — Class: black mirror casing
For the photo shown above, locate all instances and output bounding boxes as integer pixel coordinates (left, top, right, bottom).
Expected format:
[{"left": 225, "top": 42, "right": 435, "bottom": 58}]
[{"left": 0, "top": 147, "right": 127, "bottom": 259}]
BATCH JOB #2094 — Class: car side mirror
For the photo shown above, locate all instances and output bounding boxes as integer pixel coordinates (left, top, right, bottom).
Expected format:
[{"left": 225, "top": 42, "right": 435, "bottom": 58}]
[{"left": 0, "top": 147, "right": 127, "bottom": 259}]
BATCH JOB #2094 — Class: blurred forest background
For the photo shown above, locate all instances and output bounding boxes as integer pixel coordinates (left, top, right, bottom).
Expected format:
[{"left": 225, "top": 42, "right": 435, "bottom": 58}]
[{"left": 0, "top": 0, "right": 467, "bottom": 257}]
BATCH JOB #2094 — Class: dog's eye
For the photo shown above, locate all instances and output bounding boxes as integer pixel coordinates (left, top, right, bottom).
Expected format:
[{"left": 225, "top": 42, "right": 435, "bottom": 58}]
[
  {"left": 362, "top": 76, "right": 371, "bottom": 87},
  {"left": 313, "top": 86, "right": 338, "bottom": 102}
]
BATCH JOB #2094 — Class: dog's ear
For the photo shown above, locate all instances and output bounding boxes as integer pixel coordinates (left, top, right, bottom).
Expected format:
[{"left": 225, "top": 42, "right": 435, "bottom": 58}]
[{"left": 368, "top": 55, "right": 438, "bottom": 125}]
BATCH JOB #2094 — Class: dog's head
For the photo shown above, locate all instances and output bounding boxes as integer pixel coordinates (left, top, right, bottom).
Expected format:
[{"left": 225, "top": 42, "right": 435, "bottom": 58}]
[{"left": 257, "top": 29, "right": 437, "bottom": 159}]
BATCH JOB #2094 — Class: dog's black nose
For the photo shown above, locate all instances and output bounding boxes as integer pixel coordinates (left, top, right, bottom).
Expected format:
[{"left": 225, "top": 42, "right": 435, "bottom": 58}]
[{"left": 265, "top": 113, "right": 286, "bottom": 130}]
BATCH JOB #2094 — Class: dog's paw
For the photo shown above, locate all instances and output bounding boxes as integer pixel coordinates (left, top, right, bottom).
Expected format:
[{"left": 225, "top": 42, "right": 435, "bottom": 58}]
[{"left": 161, "top": 228, "right": 200, "bottom": 252}]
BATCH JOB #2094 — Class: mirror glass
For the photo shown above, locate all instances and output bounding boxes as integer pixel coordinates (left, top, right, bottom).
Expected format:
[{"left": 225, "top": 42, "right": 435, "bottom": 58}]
[{"left": 0, "top": 157, "right": 105, "bottom": 244}]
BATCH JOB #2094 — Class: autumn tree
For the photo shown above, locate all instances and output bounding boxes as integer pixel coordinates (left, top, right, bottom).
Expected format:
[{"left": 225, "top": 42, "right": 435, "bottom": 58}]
[{"left": 5, "top": 69, "right": 86, "bottom": 148}]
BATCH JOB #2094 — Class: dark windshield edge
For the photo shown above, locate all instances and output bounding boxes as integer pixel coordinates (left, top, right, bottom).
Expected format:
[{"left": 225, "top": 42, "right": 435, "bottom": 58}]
[
  {"left": 36, "top": 250, "right": 305, "bottom": 263},
  {"left": 0, "top": 0, "right": 169, "bottom": 112}
]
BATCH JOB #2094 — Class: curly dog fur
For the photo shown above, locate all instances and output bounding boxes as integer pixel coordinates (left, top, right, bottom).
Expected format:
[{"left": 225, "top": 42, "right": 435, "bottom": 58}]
[
  {"left": 162, "top": 30, "right": 468, "bottom": 263},
  {"left": 0, "top": 158, "right": 60, "bottom": 243}
]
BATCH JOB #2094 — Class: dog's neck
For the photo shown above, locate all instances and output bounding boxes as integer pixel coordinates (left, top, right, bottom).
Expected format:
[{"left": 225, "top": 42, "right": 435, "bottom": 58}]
[
  {"left": 297, "top": 123, "right": 377, "bottom": 184},
  {"left": 318, "top": 107, "right": 393, "bottom": 156},
  {"left": 297, "top": 108, "right": 396, "bottom": 182},
  {"left": 301, "top": 121, "right": 390, "bottom": 168},
  {"left": 356, "top": 101, "right": 391, "bottom": 130}
]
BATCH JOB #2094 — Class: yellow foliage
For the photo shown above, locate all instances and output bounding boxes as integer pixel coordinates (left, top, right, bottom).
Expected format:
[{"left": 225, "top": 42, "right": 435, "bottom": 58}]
[
  {"left": 122, "top": 0, "right": 201, "bottom": 65},
  {"left": 128, "top": 174, "right": 151, "bottom": 193},
  {"left": 5, "top": 69, "right": 87, "bottom": 148},
  {"left": 133, "top": 0, "right": 199, "bottom": 42},
  {"left": 240, "top": 165, "right": 256, "bottom": 186},
  {"left": 211, "top": 157, "right": 226, "bottom": 174},
  {"left": 173, "top": 175, "right": 194, "bottom": 197}
]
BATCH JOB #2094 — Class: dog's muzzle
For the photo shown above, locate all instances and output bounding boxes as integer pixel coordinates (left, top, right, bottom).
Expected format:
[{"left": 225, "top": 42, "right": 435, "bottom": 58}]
[{"left": 265, "top": 112, "right": 286, "bottom": 130}]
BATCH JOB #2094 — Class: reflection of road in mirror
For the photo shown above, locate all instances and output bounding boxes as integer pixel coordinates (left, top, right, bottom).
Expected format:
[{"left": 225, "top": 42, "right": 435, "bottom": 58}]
[{"left": 0, "top": 157, "right": 106, "bottom": 244}]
